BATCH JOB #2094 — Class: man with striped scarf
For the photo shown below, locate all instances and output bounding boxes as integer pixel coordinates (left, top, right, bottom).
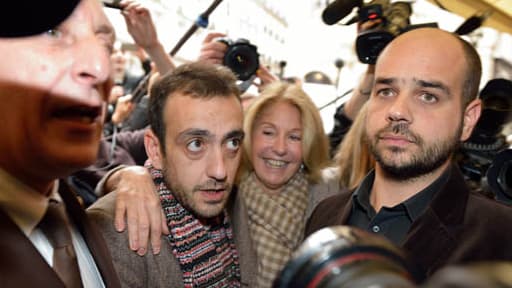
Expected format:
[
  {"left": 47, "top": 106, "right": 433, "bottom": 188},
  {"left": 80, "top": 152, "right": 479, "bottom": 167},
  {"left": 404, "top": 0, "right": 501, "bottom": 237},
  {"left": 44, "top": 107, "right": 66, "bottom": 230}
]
[{"left": 89, "top": 62, "right": 257, "bottom": 287}]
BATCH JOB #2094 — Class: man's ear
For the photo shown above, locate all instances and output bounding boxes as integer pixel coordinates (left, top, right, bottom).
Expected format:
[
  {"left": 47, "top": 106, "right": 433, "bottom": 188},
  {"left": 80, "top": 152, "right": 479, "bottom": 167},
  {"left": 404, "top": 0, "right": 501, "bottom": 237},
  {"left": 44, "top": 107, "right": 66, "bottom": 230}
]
[
  {"left": 144, "top": 129, "right": 164, "bottom": 170},
  {"left": 460, "top": 98, "right": 482, "bottom": 141}
]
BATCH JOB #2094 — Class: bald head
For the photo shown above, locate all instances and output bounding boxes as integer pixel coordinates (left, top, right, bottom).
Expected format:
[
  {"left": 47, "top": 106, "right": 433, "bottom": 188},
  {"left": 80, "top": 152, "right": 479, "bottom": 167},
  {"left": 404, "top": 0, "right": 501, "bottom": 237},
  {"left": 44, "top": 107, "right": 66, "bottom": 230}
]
[
  {"left": 376, "top": 28, "right": 481, "bottom": 106},
  {"left": 365, "top": 28, "right": 483, "bottom": 182}
]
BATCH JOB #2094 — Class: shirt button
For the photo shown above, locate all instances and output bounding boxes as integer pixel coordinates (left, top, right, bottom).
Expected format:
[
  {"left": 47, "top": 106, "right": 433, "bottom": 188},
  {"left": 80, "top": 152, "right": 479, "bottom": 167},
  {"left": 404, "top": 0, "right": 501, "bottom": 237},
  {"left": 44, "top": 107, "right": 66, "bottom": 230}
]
[{"left": 372, "top": 225, "right": 380, "bottom": 233}]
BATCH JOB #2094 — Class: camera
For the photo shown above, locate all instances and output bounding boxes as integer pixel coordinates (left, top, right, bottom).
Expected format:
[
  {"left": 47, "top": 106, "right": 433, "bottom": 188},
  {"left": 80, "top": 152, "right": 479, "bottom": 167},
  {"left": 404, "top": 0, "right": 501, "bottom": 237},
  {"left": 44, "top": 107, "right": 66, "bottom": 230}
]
[
  {"left": 355, "top": 0, "right": 412, "bottom": 64},
  {"left": 321, "top": 0, "right": 416, "bottom": 64},
  {"left": 274, "top": 226, "right": 421, "bottom": 288},
  {"left": 218, "top": 38, "right": 259, "bottom": 81},
  {"left": 458, "top": 78, "right": 512, "bottom": 204},
  {"left": 459, "top": 146, "right": 512, "bottom": 203}
]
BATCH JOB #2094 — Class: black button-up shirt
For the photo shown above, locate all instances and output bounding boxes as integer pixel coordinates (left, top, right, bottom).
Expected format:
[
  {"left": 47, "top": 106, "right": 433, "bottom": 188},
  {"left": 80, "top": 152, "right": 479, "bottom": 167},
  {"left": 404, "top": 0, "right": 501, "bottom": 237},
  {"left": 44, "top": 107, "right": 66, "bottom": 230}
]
[{"left": 347, "top": 168, "right": 450, "bottom": 245}]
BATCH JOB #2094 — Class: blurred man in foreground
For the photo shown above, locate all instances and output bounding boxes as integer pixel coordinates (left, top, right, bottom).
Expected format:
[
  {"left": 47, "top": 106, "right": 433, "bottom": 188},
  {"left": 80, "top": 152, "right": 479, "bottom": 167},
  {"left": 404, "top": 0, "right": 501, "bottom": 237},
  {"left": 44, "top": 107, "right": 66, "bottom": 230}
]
[{"left": 0, "top": 0, "right": 121, "bottom": 286}]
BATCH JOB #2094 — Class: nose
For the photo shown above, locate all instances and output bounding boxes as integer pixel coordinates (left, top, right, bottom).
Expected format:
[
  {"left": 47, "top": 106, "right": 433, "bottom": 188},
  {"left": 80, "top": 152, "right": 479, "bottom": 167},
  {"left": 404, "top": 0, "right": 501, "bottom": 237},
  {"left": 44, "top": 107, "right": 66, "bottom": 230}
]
[
  {"left": 206, "top": 147, "right": 228, "bottom": 182},
  {"left": 387, "top": 94, "right": 411, "bottom": 123},
  {"left": 272, "top": 134, "right": 287, "bottom": 156},
  {"left": 72, "top": 36, "right": 111, "bottom": 89}
]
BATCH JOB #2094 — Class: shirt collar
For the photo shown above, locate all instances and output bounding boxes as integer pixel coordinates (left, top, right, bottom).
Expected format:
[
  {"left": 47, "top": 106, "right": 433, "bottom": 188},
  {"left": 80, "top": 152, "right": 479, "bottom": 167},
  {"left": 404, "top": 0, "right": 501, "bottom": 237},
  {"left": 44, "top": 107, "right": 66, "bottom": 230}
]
[
  {"left": 352, "top": 167, "right": 452, "bottom": 221},
  {"left": 0, "top": 168, "right": 57, "bottom": 236},
  {"left": 402, "top": 167, "right": 451, "bottom": 221}
]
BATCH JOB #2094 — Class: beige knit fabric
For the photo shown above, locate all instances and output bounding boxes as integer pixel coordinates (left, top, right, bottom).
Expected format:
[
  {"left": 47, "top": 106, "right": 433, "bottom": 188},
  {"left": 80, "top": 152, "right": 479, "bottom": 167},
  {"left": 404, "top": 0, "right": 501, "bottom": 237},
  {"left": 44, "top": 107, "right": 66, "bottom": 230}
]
[{"left": 240, "top": 172, "right": 309, "bottom": 288}]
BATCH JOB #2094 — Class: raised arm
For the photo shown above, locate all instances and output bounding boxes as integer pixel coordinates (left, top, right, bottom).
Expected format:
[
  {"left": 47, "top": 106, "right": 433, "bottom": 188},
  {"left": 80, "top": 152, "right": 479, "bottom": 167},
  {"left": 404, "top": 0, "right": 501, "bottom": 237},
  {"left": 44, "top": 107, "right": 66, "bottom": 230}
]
[{"left": 120, "top": 0, "right": 175, "bottom": 74}]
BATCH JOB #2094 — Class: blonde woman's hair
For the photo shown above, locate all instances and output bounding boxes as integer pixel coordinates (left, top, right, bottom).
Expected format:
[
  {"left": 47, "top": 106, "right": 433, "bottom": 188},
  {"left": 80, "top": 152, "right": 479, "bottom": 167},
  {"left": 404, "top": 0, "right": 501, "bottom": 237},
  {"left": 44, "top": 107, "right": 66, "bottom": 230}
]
[
  {"left": 240, "top": 81, "right": 330, "bottom": 183},
  {"left": 334, "top": 103, "right": 375, "bottom": 190}
]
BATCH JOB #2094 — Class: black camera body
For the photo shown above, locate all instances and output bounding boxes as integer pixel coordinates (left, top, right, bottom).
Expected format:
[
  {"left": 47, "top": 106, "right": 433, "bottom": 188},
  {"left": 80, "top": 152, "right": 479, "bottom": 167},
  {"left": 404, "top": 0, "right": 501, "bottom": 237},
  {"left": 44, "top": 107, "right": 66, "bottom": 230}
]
[
  {"left": 487, "top": 149, "right": 512, "bottom": 203},
  {"left": 459, "top": 78, "right": 512, "bottom": 204},
  {"left": 355, "top": 0, "right": 412, "bottom": 64},
  {"left": 459, "top": 141, "right": 512, "bottom": 204},
  {"left": 218, "top": 38, "right": 259, "bottom": 81}
]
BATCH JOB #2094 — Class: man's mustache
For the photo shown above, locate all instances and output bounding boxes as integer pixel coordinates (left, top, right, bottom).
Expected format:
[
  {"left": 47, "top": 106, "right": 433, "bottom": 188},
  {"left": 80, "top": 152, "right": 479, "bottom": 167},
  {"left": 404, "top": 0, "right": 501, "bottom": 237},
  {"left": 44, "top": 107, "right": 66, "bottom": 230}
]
[
  {"left": 194, "top": 179, "right": 229, "bottom": 191},
  {"left": 377, "top": 122, "right": 420, "bottom": 143}
]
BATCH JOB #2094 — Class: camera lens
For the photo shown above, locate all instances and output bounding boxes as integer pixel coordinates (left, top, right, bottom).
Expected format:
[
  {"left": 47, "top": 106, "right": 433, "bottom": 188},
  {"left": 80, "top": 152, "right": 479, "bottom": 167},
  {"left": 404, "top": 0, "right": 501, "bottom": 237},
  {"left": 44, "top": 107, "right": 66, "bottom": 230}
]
[
  {"left": 498, "top": 160, "right": 512, "bottom": 197},
  {"left": 223, "top": 39, "right": 259, "bottom": 81},
  {"left": 274, "top": 226, "right": 420, "bottom": 288},
  {"left": 486, "top": 149, "right": 512, "bottom": 203}
]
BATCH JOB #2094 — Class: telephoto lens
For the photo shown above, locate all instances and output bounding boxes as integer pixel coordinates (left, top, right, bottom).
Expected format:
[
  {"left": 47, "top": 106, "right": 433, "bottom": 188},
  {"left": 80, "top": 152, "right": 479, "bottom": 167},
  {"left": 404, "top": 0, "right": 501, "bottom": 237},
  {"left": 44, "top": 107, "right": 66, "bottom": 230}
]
[{"left": 274, "top": 226, "right": 421, "bottom": 288}]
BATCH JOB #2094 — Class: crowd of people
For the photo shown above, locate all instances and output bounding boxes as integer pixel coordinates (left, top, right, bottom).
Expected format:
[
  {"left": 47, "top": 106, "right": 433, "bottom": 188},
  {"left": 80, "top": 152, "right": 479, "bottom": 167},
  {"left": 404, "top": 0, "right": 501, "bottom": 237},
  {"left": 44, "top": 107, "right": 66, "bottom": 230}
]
[{"left": 1, "top": 0, "right": 512, "bottom": 287}]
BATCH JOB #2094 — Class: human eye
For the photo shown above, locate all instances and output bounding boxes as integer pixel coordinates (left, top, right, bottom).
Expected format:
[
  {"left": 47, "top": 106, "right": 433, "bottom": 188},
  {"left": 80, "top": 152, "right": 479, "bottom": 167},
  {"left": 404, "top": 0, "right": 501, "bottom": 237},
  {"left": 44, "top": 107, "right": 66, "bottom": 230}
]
[
  {"left": 376, "top": 88, "right": 395, "bottom": 98},
  {"left": 44, "top": 29, "right": 63, "bottom": 39},
  {"left": 186, "top": 139, "right": 204, "bottom": 153},
  {"left": 99, "top": 36, "right": 114, "bottom": 54},
  {"left": 226, "top": 137, "right": 242, "bottom": 152},
  {"left": 289, "top": 133, "right": 302, "bottom": 142},
  {"left": 262, "top": 129, "right": 275, "bottom": 136},
  {"left": 96, "top": 25, "right": 115, "bottom": 54},
  {"left": 418, "top": 92, "right": 438, "bottom": 104},
  {"left": 42, "top": 27, "right": 71, "bottom": 46}
]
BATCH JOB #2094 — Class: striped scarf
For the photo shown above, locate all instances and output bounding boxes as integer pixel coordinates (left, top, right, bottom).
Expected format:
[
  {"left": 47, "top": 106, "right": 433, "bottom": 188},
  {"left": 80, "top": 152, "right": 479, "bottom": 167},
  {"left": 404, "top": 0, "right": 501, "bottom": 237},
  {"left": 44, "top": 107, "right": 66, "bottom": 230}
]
[
  {"left": 147, "top": 162, "right": 241, "bottom": 288},
  {"left": 240, "top": 171, "right": 309, "bottom": 288}
]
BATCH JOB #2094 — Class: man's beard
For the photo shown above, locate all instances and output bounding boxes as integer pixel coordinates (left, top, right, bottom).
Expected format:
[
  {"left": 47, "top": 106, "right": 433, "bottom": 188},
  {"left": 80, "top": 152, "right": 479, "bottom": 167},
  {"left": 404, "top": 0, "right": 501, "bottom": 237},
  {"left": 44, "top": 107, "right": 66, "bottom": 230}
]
[
  {"left": 367, "top": 121, "right": 462, "bottom": 181},
  {"left": 162, "top": 165, "right": 231, "bottom": 219}
]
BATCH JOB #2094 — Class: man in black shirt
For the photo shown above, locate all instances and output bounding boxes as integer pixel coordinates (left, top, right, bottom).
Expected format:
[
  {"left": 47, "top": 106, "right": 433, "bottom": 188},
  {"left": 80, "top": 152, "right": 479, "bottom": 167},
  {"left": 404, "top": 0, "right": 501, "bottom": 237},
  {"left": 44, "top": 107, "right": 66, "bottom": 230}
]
[
  {"left": 306, "top": 28, "right": 512, "bottom": 277},
  {"left": 348, "top": 168, "right": 447, "bottom": 245}
]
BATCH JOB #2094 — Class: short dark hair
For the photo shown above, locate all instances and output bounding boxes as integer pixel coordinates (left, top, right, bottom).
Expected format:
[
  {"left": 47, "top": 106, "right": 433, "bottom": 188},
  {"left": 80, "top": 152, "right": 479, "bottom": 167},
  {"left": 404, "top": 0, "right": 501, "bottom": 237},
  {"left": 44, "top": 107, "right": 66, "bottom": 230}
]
[
  {"left": 148, "top": 62, "right": 241, "bottom": 149},
  {"left": 456, "top": 36, "right": 482, "bottom": 106}
]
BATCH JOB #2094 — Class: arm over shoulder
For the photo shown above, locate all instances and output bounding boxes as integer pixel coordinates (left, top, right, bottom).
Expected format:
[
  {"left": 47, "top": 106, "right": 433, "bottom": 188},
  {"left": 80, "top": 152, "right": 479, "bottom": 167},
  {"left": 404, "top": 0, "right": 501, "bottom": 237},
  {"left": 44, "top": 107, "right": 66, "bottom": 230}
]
[{"left": 87, "top": 192, "right": 148, "bottom": 288}]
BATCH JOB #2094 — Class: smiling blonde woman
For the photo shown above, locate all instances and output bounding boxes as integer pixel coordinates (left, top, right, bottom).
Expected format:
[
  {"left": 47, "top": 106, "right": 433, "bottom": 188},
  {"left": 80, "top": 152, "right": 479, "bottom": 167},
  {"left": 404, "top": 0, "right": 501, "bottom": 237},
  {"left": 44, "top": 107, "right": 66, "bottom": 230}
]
[{"left": 238, "top": 81, "right": 331, "bottom": 288}]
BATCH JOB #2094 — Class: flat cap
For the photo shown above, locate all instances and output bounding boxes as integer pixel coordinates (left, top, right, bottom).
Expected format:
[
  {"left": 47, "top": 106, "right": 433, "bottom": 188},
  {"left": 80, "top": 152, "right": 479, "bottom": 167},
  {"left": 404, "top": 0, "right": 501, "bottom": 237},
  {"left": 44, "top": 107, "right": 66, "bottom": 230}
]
[{"left": 1, "top": 0, "right": 80, "bottom": 37}]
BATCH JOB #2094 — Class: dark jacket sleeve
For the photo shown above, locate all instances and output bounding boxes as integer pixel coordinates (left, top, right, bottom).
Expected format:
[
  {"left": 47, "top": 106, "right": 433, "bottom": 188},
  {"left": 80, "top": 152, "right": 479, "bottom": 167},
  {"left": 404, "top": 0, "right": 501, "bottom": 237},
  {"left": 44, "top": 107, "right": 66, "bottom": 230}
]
[
  {"left": 113, "top": 128, "right": 147, "bottom": 166},
  {"left": 328, "top": 104, "right": 353, "bottom": 157},
  {"left": 304, "top": 192, "right": 352, "bottom": 239},
  {"left": 70, "top": 128, "right": 147, "bottom": 204}
]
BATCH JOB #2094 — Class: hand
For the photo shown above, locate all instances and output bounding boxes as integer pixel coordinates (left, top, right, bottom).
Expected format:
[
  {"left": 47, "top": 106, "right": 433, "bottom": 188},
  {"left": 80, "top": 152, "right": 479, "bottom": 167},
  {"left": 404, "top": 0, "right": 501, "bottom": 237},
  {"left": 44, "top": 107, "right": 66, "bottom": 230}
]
[
  {"left": 119, "top": 0, "right": 175, "bottom": 74},
  {"left": 111, "top": 94, "right": 135, "bottom": 124},
  {"left": 108, "top": 85, "right": 124, "bottom": 104},
  {"left": 198, "top": 32, "right": 228, "bottom": 65},
  {"left": 120, "top": 0, "right": 159, "bottom": 51},
  {"left": 357, "top": 18, "right": 383, "bottom": 33},
  {"left": 106, "top": 166, "right": 169, "bottom": 255},
  {"left": 254, "top": 65, "right": 278, "bottom": 92}
]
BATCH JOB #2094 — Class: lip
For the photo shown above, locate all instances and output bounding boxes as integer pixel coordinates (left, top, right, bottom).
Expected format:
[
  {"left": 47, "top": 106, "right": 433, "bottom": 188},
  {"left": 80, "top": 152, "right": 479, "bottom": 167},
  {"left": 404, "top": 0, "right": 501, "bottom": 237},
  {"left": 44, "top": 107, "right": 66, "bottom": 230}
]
[
  {"left": 45, "top": 94, "right": 104, "bottom": 134},
  {"left": 199, "top": 189, "right": 226, "bottom": 203},
  {"left": 52, "top": 104, "right": 102, "bottom": 125},
  {"left": 262, "top": 158, "right": 289, "bottom": 169},
  {"left": 379, "top": 134, "right": 414, "bottom": 147}
]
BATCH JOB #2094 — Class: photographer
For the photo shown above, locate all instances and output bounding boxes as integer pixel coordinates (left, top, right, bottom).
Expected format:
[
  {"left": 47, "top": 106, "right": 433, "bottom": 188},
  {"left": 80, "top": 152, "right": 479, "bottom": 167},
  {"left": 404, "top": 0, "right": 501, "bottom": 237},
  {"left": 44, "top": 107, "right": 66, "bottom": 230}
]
[
  {"left": 328, "top": 1, "right": 413, "bottom": 156},
  {"left": 199, "top": 32, "right": 278, "bottom": 93},
  {"left": 328, "top": 19, "right": 381, "bottom": 156}
]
